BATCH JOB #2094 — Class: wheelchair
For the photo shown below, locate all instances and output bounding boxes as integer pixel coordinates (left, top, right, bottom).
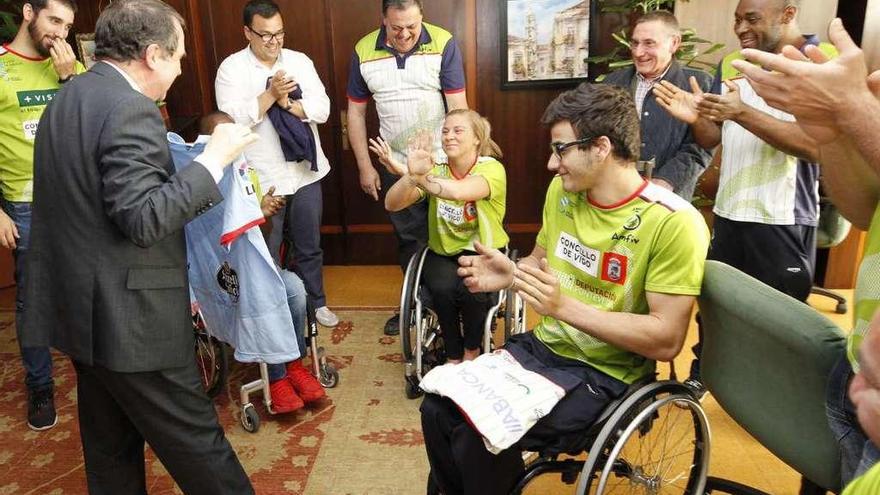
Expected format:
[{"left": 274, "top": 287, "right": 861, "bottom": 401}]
[
  {"left": 509, "top": 379, "right": 710, "bottom": 494},
  {"left": 192, "top": 301, "right": 339, "bottom": 433},
  {"left": 399, "top": 246, "right": 528, "bottom": 399}
]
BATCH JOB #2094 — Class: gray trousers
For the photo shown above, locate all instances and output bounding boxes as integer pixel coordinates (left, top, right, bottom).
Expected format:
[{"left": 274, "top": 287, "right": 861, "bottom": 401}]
[{"left": 73, "top": 360, "right": 252, "bottom": 494}]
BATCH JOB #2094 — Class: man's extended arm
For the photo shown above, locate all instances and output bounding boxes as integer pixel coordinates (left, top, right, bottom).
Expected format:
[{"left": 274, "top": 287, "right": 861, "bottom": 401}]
[
  {"left": 700, "top": 80, "right": 819, "bottom": 161},
  {"left": 730, "top": 105, "right": 819, "bottom": 161},
  {"left": 97, "top": 96, "right": 254, "bottom": 247},
  {"left": 836, "top": 86, "right": 880, "bottom": 179},
  {"left": 819, "top": 136, "right": 880, "bottom": 230},
  {"left": 347, "top": 99, "right": 382, "bottom": 201}
]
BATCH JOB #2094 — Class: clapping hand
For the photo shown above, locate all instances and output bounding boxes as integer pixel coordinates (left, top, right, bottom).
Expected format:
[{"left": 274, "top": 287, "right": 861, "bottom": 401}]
[
  {"left": 260, "top": 186, "right": 286, "bottom": 218},
  {"left": 406, "top": 129, "right": 434, "bottom": 177},
  {"left": 368, "top": 136, "right": 407, "bottom": 176},
  {"left": 698, "top": 80, "right": 745, "bottom": 122},
  {"left": 457, "top": 241, "right": 515, "bottom": 293},
  {"left": 514, "top": 258, "right": 562, "bottom": 318},
  {"left": 269, "top": 70, "right": 297, "bottom": 103},
  {"left": 654, "top": 76, "right": 706, "bottom": 124}
]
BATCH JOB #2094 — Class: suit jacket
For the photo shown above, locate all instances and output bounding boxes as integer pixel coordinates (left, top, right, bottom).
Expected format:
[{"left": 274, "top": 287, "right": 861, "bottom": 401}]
[
  {"left": 604, "top": 61, "right": 713, "bottom": 200},
  {"left": 21, "top": 62, "right": 223, "bottom": 372}
]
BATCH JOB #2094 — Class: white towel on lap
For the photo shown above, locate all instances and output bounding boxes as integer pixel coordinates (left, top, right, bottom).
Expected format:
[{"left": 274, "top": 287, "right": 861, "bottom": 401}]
[{"left": 419, "top": 349, "right": 567, "bottom": 454}]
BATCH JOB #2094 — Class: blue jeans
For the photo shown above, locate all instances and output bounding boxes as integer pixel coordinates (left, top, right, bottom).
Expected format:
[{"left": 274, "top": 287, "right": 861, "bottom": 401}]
[
  {"left": 267, "top": 181, "right": 327, "bottom": 307},
  {"left": 1, "top": 199, "right": 53, "bottom": 390},
  {"left": 267, "top": 270, "right": 308, "bottom": 382},
  {"left": 826, "top": 354, "right": 880, "bottom": 485}
]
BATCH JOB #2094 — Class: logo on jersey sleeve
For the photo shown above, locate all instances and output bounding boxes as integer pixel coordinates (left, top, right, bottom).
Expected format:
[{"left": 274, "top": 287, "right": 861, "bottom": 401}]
[
  {"left": 601, "top": 252, "right": 628, "bottom": 285},
  {"left": 555, "top": 231, "right": 599, "bottom": 278},
  {"left": 558, "top": 194, "right": 575, "bottom": 219},
  {"left": 623, "top": 212, "right": 641, "bottom": 231}
]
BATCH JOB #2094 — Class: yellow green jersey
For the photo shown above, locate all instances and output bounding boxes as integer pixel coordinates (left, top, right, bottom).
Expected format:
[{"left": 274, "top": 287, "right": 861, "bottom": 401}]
[
  {"left": 0, "top": 44, "right": 86, "bottom": 202},
  {"left": 849, "top": 203, "right": 880, "bottom": 372},
  {"left": 842, "top": 461, "right": 880, "bottom": 495},
  {"left": 533, "top": 178, "right": 710, "bottom": 383},
  {"left": 426, "top": 157, "right": 509, "bottom": 256}
]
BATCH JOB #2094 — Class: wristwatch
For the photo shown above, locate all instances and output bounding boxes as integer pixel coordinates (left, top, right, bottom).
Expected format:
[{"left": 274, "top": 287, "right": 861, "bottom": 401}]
[{"left": 58, "top": 74, "right": 74, "bottom": 84}]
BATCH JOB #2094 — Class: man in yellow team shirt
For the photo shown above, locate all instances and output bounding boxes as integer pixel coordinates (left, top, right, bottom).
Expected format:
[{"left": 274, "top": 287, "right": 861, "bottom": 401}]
[
  {"left": 420, "top": 83, "right": 710, "bottom": 494},
  {"left": 0, "top": 0, "right": 83, "bottom": 431}
]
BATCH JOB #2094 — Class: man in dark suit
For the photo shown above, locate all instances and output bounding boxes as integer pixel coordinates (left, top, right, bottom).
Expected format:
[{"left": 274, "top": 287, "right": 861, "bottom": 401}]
[
  {"left": 21, "top": 0, "right": 257, "bottom": 493},
  {"left": 603, "top": 10, "right": 712, "bottom": 201}
]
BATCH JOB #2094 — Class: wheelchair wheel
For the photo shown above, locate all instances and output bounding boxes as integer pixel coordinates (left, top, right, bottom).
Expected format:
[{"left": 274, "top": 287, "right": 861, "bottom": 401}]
[
  {"left": 241, "top": 403, "right": 260, "bottom": 433},
  {"left": 319, "top": 363, "right": 339, "bottom": 388},
  {"left": 194, "top": 326, "right": 228, "bottom": 398},
  {"left": 400, "top": 250, "right": 422, "bottom": 361},
  {"left": 577, "top": 382, "right": 710, "bottom": 494}
]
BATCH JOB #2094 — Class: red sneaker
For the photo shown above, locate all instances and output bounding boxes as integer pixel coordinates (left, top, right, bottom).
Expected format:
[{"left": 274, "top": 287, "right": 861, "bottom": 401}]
[
  {"left": 287, "top": 360, "right": 326, "bottom": 403},
  {"left": 269, "top": 378, "right": 304, "bottom": 413}
]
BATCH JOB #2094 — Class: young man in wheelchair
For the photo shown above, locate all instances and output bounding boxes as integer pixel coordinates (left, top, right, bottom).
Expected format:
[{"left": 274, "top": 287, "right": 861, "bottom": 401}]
[{"left": 419, "top": 83, "right": 710, "bottom": 494}]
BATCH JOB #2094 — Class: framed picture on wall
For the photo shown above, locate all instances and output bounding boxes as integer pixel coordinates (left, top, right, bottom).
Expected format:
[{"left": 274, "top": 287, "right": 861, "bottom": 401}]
[
  {"left": 75, "top": 33, "right": 96, "bottom": 70},
  {"left": 500, "top": 0, "right": 596, "bottom": 90}
]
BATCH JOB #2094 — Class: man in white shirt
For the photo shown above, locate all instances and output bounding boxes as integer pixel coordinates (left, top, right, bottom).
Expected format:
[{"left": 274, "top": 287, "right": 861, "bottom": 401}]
[{"left": 215, "top": 0, "right": 338, "bottom": 327}]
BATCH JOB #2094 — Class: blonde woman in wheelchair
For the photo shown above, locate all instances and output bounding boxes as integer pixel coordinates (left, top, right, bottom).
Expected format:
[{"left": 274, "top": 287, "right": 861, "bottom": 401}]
[{"left": 372, "top": 109, "right": 508, "bottom": 364}]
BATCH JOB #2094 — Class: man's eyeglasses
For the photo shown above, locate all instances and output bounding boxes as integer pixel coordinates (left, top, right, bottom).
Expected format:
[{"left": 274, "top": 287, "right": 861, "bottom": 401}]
[
  {"left": 247, "top": 26, "right": 285, "bottom": 44},
  {"left": 550, "top": 137, "right": 593, "bottom": 158}
]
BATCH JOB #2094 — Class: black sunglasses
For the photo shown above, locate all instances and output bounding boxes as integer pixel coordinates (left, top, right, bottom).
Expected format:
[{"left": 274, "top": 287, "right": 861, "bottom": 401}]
[{"left": 549, "top": 136, "right": 594, "bottom": 158}]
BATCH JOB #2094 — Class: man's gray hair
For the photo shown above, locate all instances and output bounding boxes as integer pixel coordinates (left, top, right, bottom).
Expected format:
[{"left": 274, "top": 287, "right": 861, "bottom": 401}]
[
  {"left": 382, "top": 0, "right": 423, "bottom": 15},
  {"left": 94, "top": 0, "right": 185, "bottom": 63}
]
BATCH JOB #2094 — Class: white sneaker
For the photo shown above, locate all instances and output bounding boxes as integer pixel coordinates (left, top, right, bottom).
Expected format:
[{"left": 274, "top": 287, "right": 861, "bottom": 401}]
[{"left": 315, "top": 306, "right": 339, "bottom": 327}]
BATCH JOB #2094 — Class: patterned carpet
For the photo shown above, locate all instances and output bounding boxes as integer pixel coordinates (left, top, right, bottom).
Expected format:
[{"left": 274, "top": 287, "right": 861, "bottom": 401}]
[{"left": 0, "top": 308, "right": 430, "bottom": 494}]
